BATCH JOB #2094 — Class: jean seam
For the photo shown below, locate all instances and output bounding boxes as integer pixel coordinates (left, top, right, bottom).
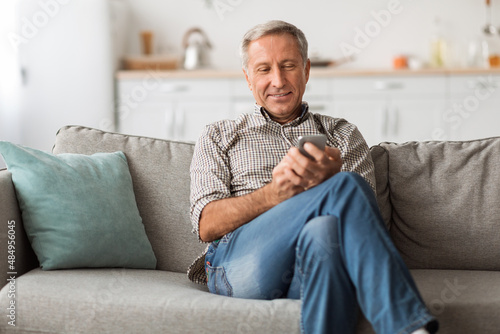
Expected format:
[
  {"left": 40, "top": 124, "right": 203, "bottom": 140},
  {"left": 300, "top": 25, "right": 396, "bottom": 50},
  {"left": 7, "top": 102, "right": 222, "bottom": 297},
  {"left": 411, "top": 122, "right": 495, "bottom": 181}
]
[
  {"left": 207, "top": 265, "right": 233, "bottom": 297},
  {"left": 295, "top": 244, "right": 306, "bottom": 334},
  {"left": 220, "top": 266, "right": 233, "bottom": 297}
]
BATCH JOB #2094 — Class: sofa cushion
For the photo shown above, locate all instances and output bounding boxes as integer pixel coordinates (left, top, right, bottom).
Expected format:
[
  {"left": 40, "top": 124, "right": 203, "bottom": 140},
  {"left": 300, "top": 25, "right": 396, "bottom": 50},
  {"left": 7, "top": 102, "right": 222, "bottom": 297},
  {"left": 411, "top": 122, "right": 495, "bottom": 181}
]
[
  {"left": 370, "top": 137, "right": 500, "bottom": 270},
  {"left": 2, "top": 268, "right": 498, "bottom": 333},
  {"left": 52, "top": 126, "right": 206, "bottom": 273},
  {"left": 356, "top": 269, "right": 500, "bottom": 334},
  {"left": 0, "top": 141, "right": 156, "bottom": 270},
  {"left": 412, "top": 269, "right": 500, "bottom": 333},
  {"left": 0, "top": 268, "right": 301, "bottom": 333}
]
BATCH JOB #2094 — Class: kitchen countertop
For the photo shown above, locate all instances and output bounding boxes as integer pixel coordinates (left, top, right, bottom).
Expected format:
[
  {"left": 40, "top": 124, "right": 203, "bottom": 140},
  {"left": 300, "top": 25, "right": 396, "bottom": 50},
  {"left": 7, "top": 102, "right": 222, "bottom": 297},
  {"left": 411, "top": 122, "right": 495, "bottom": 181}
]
[{"left": 116, "top": 67, "right": 500, "bottom": 79}]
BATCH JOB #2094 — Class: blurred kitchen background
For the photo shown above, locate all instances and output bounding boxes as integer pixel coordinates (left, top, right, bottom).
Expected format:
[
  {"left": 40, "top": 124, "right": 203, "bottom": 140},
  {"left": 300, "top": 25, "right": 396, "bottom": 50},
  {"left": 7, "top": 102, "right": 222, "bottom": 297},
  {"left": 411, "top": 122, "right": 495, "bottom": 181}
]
[{"left": 1, "top": 0, "right": 500, "bottom": 168}]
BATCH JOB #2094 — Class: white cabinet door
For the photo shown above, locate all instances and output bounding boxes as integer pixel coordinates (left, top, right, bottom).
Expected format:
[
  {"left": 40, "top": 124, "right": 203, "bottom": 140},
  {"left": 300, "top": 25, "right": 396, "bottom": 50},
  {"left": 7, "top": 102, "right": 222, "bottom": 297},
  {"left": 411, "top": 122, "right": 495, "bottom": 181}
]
[
  {"left": 329, "top": 100, "right": 386, "bottom": 147},
  {"left": 332, "top": 99, "right": 446, "bottom": 147},
  {"left": 304, "top": 77, "right": 334, "bottom": 116},
  {"left": 119, "top": 103, "right": 175, "bottom": 139},
  {"left": 117, "top": 78, "right": 231, "bottom": 141},
  {"left": 230, "top": 77, "right": 253, "bottom": 117},
  {"left": 385, "top": 99, "right": 447, "bottom": 143},
  {"left": 331, "top": 76, "right": 447, "bottom": 146},
  {"left": 175, "top": 101, "right": 232, "bottom": 142},
  {"left": 447, "top": 75, "right": 500, "bottom": 140}
]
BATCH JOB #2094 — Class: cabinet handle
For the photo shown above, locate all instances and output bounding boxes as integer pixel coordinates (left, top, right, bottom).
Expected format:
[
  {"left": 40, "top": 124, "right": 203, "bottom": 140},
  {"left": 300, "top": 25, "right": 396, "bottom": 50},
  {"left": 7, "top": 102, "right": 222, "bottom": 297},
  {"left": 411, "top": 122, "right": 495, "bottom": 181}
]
[
  {"left": 165, "top": 108, "right": 175, "bottom": 138},
  {"left": 159, "top": 84, "right": 190, "bottom": 94},
  {"left": 390, "top": 107, "right": 399, "bottom": 136},
  {"left": 378, "top": 106, "right": 400, "bottom": 138},
  {"left": 379, "top": 107, "right": 389, "bottom": 137},
  {"left": 466, "top": 80, "right": 499, "bottom": 90},
  {"left": 174, "top": 106, "right": 185, "bottom": 140},
  {"left": 373, "top": 81, "right": 405, "bottom": 91}
]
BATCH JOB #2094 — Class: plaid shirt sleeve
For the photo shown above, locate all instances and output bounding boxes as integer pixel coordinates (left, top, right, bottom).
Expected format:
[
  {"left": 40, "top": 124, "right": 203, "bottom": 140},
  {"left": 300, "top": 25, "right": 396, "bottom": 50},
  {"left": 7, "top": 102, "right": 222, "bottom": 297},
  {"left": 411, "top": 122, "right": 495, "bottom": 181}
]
[
  {"left": 316, "top": 114, "right": 376, "bottom": 193},
  {"left": 190, "top": 123, "right": 233, "bottom": 241},
  {"left": 337, "top": 122, "right": 376, "bottom": 193}
]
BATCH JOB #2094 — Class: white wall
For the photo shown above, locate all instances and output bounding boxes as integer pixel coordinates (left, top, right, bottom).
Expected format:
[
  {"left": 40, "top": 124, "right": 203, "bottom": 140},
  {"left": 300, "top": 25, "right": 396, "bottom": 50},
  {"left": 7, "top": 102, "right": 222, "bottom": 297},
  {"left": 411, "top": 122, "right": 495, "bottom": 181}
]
[
  {"left": 123, "top": 0, "right": 496, "bottom": 70},
  {"left": 0, "top": 2, "right": 22, "bottom": 146},
  {"left": 0, "top": 1, "right": 21, "bottom": 168}
]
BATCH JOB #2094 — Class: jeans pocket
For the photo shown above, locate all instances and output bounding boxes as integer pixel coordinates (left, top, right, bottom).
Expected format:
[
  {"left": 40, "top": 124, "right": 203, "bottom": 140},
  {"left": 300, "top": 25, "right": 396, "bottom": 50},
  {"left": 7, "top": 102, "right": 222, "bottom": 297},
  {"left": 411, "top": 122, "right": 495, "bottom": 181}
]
[{"left": 206, "top": 264, "right": 233, "bottom": 297}]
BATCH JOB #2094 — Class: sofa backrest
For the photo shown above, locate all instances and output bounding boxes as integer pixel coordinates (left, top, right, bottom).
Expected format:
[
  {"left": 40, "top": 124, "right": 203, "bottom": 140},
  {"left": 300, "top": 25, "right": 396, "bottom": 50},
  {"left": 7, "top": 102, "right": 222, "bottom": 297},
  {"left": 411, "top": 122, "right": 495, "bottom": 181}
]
[
  {"left": 370, "top": 137, "right": 500, "bottom": 271},
  {"left": 54, "top": 126, "right": 500, "bottom": 273},
  {"left": 53, "top": 126, "right": 205, "bottom": 273}
]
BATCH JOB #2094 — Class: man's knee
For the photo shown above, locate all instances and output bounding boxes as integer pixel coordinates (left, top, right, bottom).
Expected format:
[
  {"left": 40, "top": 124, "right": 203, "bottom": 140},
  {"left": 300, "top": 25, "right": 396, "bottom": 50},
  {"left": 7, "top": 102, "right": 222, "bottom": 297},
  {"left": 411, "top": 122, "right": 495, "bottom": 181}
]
[
  {"left": 322, "top": 172, "right": 374, "bottom": 201},
  {"left": 329, "top": 171, "right": 366, "bottom": 188},
  {"left": 298, "top": 216, "right": 341, "bottom": 261}
]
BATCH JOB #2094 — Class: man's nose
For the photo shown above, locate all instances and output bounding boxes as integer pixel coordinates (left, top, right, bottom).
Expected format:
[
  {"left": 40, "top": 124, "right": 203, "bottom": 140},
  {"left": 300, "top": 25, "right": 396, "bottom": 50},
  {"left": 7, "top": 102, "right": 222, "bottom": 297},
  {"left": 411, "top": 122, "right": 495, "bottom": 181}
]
[{"left": 271, "top": 68, "right": 285, "bottom": 88}]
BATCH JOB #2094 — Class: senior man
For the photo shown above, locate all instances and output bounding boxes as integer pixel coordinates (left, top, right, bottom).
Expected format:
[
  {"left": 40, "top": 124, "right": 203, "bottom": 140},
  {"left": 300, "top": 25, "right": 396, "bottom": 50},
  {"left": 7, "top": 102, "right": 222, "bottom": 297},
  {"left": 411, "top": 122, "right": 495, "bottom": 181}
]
[{"left": 188, "top": 20, "right": 438, "bottom": 334}]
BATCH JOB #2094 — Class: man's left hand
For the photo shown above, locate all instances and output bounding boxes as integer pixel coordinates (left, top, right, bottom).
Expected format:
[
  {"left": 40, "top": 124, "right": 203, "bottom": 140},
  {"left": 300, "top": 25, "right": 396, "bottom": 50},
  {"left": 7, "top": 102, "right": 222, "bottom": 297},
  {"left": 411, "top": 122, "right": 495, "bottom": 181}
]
[{"left": 284, "top": 143, "right": 343, "bottom": 190}]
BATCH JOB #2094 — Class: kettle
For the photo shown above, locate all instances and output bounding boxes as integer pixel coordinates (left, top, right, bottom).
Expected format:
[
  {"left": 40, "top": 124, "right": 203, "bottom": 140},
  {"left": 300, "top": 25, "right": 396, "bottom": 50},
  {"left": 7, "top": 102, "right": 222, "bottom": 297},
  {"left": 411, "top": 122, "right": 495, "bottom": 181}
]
[{"left": 182, "top": 27, "right": 212, "bottom": 70}]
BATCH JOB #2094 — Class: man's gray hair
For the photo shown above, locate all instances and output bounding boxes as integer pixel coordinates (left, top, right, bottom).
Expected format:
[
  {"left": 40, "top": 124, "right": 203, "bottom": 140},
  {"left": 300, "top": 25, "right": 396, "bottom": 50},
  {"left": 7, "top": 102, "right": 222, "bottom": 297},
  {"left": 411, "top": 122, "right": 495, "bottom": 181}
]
[{"left": 240, "top": 20, "right": 308, "bottom": 71}]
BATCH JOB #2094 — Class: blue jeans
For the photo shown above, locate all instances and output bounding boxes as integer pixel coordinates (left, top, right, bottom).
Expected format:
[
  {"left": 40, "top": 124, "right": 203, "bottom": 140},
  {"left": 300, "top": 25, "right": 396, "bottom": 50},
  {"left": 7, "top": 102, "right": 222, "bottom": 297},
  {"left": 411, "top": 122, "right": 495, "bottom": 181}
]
[{"left": 205, "top": 172, "right": 437, "bottom": 334}]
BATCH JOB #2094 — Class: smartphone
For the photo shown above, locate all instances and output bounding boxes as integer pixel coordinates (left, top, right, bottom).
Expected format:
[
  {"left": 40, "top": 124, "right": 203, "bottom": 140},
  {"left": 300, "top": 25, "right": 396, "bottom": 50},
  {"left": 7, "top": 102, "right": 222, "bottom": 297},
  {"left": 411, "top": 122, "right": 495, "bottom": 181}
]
[{"left": 297, "top": 135, "right": 327, "bottom": 160}]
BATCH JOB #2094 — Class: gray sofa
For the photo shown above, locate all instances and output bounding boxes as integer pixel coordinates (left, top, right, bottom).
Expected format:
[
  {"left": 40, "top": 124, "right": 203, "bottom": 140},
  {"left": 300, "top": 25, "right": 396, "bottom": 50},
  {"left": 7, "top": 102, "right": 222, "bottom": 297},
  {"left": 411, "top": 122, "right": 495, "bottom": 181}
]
[{"left": 0, "top": 125, "right": 499, "bottom": 334}]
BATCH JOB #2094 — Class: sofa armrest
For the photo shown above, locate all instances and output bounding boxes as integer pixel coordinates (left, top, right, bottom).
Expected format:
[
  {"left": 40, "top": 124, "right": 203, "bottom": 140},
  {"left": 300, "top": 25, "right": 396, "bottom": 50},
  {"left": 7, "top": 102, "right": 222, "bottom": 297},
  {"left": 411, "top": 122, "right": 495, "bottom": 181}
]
[{"left": 0, "top": 169, "right": 38, "bottom": 287}]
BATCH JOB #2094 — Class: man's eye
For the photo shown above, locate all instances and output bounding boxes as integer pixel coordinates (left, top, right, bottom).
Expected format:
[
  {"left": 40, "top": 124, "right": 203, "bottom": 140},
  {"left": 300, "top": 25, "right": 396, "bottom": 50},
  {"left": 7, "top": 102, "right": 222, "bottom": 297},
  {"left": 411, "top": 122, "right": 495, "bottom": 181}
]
[
  {"left": 258, "top": 68, "right": 270, "bottom": 72},
  {"left": 283, "top": 64, "right": 295, "bottom": 70}
]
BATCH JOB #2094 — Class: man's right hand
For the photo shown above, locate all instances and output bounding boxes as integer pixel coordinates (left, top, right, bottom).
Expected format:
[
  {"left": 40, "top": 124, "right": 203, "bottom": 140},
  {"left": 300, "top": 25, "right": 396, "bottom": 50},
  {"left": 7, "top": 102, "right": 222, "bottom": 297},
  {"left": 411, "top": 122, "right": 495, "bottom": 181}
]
[{"left": 264, "top": 156, "right": 307, "bottom": 206}]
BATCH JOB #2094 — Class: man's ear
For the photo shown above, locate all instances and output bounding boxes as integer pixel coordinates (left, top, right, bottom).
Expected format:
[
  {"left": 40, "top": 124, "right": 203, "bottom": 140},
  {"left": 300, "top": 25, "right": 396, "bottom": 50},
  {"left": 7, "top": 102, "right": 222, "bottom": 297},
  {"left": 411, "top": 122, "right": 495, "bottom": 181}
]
[
  {"left": 243, "top": 68, "right": 252, "bottom": 91},
  {"left": 304, "top": 59, "right": 311, "bottom": 83}
]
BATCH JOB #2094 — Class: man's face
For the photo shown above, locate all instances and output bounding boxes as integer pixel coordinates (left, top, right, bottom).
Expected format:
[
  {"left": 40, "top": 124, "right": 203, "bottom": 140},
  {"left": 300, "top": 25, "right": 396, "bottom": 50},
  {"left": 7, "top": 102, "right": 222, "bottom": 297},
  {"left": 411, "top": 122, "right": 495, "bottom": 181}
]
[{"left": 244, "top": 33, "right": 310, "bottom": 124}]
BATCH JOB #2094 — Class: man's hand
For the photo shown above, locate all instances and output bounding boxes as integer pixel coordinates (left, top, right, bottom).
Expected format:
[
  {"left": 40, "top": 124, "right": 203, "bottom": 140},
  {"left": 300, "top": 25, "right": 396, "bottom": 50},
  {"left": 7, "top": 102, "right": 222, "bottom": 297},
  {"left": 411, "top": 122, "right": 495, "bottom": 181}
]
[
  {"left": 262, "top": 143, "right": 342, "bottom": 206},
  {"left": 265, "top": 158, "right": 306, "bottom": 206},
  {"left": 282, "top": 143, "right": 342, "bottom": 190}
]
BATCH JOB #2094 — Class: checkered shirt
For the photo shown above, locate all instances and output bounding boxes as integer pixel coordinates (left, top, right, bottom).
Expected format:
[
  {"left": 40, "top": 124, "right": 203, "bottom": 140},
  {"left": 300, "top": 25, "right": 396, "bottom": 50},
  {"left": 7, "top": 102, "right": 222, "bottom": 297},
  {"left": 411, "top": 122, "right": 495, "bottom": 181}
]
[{"left": 187, "top": 102, "right": 376, "bottom": 284}]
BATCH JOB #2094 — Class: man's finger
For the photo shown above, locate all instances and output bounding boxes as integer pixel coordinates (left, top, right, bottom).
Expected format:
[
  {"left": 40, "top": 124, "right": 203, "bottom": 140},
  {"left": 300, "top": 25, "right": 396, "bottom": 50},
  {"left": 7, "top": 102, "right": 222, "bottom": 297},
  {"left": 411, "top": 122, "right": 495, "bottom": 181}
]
[
  {"left": 325, "top": 147, "right": 342, "bottom": 161},
  {"left": 303, "top": 142, "right": 324, "bottom": 161}
]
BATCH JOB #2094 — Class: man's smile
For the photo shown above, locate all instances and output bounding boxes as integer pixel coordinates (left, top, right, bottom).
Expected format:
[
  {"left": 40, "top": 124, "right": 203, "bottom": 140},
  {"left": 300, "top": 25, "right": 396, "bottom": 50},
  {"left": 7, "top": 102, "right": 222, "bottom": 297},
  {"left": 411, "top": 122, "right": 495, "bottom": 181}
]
[{"left": 269, "top": 92, "right": 292, "bottom": 98}]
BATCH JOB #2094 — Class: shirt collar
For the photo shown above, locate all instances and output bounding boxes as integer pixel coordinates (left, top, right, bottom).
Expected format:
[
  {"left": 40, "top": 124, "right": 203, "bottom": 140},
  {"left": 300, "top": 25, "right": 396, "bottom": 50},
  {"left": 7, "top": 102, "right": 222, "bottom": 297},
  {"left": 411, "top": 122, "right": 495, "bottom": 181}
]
[{"left": 254, "top": 102, "right": 310, "bottom": 125}]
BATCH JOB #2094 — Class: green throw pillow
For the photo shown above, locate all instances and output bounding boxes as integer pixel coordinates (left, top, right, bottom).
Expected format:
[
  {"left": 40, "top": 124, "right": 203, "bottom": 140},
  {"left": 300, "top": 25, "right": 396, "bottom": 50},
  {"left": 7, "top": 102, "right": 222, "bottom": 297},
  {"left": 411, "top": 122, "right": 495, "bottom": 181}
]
[{"left": 0, "top": 141, "right": 157, "bottom": 270}]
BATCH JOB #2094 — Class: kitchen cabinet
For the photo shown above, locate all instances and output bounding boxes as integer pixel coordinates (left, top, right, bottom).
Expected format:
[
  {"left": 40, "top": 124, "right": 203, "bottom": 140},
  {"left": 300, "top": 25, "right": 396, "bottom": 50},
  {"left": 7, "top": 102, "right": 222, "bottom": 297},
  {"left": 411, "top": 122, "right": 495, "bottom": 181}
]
[
  {"left": 229, "top": 77, "right": 254, "bottom": 116},
  {"left": 303, "top": 78, "right": 334, "bottom": 115},
  {"left": 175, "top": 100, "right": 232, "bottom": 140},
  {"left": 446, "top": 75, "right": 500, "bottom": 141},
  {"left": 329, "top": 76, "right": 447, "bottom": 146},
  {"left": 116, "top": 69, "right": 500, "bottom": 145},
  {"left": 117, "top": 78, "right": 232, "bottom": 142}
]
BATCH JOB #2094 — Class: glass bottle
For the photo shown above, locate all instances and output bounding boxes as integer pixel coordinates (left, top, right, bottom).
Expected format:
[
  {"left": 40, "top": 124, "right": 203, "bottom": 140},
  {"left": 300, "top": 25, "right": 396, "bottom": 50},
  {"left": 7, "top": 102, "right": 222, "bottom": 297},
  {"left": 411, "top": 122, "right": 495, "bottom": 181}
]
[{"left": 429, "top": 17, "right": 448, "bottom": 68}]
